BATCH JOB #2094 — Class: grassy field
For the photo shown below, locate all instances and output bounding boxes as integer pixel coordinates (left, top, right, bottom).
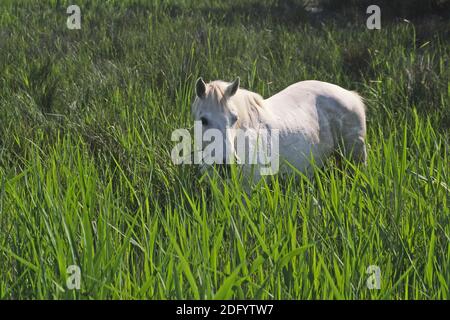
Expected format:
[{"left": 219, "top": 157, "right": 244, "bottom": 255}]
[{"left": 0, "top": 0, "right": 449, "bottom": 299}]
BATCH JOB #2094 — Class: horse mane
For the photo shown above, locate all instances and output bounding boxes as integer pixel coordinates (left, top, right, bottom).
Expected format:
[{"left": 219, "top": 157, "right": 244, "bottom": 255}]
[{"left": 192, "top": 80, "right": 265, "bottom": 128}]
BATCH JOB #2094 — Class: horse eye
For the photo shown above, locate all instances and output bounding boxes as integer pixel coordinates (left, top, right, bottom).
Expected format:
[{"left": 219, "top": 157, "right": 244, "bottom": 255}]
[{"left": 200, "top": 117, "right": 208, "bottom": 126}]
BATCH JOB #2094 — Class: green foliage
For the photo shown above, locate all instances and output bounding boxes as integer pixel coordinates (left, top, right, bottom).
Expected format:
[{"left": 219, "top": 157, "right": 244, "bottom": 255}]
[{"left": 0, "top": 0, "right": 449, "bottom": 299}]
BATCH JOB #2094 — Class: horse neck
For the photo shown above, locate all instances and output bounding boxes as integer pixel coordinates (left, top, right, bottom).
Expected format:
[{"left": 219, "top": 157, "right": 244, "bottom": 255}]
[{"left": 233, "top": 90, "right": 270, "bottom": 129}]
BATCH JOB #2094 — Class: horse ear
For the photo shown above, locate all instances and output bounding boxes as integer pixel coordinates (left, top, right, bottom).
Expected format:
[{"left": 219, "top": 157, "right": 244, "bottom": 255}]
[
  {"left": 225, "top": 77, "right": 240, "bottom": 98},
  {"left": 196, "top": 77, "right": 206, "bottom": 98}
]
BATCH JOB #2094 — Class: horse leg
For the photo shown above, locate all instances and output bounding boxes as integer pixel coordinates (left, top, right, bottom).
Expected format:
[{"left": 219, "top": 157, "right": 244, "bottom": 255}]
[{"left": 341, "top": 135, "right": 367, "bottom": 165}]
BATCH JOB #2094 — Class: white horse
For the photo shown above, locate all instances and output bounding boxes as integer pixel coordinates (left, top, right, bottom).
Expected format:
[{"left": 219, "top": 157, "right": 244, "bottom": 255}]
[{"left": 192, "top": 77, "right": 367, "bottom": 181}]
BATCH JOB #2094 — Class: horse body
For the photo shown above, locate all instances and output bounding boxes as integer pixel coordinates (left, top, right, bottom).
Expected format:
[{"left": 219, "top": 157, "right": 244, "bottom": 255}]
[
  {"left": 261, "top": 80, "right": 367, "bottom": 174},
  {"left": 192, "top": 78, "right": 367, "bottom": 181}
]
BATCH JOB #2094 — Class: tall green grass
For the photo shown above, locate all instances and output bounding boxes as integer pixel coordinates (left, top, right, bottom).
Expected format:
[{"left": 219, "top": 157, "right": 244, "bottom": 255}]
[{"left": 0, "top": 0, "right": 449, "bottom": 299}]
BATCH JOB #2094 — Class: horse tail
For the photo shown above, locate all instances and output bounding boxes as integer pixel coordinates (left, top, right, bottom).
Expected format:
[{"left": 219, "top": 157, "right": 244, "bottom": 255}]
[{"left": 350, "top": 90, "right": 366, "bottom": 111}]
